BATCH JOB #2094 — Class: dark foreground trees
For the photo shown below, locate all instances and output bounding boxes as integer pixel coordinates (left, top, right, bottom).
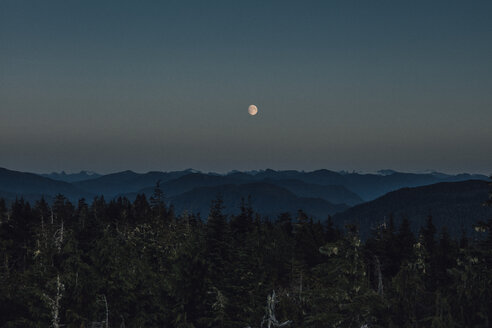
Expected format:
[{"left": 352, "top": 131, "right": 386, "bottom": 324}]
[{"left": 0, "top": 191, "right": 491, "bottom": 327}]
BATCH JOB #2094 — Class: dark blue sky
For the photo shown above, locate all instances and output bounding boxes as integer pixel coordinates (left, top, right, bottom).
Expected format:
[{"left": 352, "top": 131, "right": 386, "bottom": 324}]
[{"left": 1, "top": 1, "right": 491, "bottom": 174}]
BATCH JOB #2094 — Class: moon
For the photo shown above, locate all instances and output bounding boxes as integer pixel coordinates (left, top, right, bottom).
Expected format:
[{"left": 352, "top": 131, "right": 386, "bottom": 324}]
[{"left": 248, "top": 104, "right": 258, "bottom": 116}]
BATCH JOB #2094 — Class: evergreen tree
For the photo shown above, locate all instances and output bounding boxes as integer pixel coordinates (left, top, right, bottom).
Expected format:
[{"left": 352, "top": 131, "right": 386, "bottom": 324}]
[
  {"left": 307, "top": 225, "right": 383, "bottom": 327},
  {"left": 0, "top": 198, "right": 7, "bottom": 223},
  {"left": 0, "top": 190, "right": 490, "bottom": 327},
  {"left": 204, "top": 196, "right": 233, "bottom": 327},
  {"left": 397, "top": 217, "right": 416, "bottom": 263},
  {"left": 133, "top": 193, "right": 151, "bottom": 224},
  {"left": 420, "top": 215, "right": 436, "bottom": 255},
  {"left": 150, "top": 180, "right": 167, "bottom": 221}
]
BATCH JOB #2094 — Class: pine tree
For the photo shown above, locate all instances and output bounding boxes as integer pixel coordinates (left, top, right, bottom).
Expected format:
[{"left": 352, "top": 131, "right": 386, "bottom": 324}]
[
  {"left": 307, "top": 225, "right": 382, "bottom": 327},
  {"left": 420, "top": 215, "right": 436, "bottom": 255},
  {"left": 0, "top": 198, "right": 7, "bottom": 223},
  {"left": 150, "top": 180, "right": 167, "bottom": 221},
  {"left": 133, "top": 193, "right": 151, "bottom": 224},
  {"left": 204, "top": 196, "right": 233, "bottom": 327},
  {"left": 397, "top": 217, "right": 415, "bottom": 263}
]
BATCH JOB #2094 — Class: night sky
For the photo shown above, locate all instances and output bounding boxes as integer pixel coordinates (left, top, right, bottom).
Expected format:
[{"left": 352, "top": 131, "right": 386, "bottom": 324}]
[{"left": 1, "top": 1, "right": 491, "bottom": 174}]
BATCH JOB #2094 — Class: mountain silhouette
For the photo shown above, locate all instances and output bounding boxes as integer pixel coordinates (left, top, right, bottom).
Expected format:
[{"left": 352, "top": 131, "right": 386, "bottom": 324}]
[
  {"left": 0, "top": 167, "right": 94, "bottom": 202},
  {"left": 41, "top": 170, "right": 101, "bottom": 183},
  {"left": 121, "top": 172, "right": 362, "bottom": 206},
  {"left": 168, "top": 182, "right": 349, "bottom": 219},
  {"left": 73, "top": 170, "right": 191, "bottom": 196},
  {"left": 0, "top": 167, "right": 489, "bottom": 227},
  {"left": 333, "top": 179, "right": 492, "bottom": 238}
]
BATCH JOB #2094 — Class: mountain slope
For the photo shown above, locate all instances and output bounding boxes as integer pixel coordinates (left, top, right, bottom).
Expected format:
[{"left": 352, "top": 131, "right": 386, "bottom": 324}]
[
  {"left": 169, "top": 182, "right": 348, "bottom": 219},
  {"left": 0, "top": 167, "right": 94, "bottom": 201},
  {"left": 246, "top": 169, "right": 488, "bottom": 201},
  {"left": 258, "top": 178, "right": 363, "bottom": 205},
  {"left": 74, "top": 170, "right": 191, "bottom": 196},
  {"left": 333, "top": 179, "right": 492, "bottom": 238}
]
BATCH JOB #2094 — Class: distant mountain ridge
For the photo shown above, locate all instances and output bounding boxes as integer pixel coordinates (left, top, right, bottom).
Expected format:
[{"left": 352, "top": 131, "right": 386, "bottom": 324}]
[
  {"left": 73, "top": 170, "right": 193, "bottom": 196},
  {"left": 0, "top": 168, "right": 94, "bottom": 202},
  {"left": 0, "top": 167, "right": 489, "bottom": 224},
  {"left": 119, "top": 173, "right": 362, "bottom": 210},
  {"left": 41, "top": 170, "right": 101, "bottom": 182},
  {"left": 243, "top": 169, "right": 488, "bottom": 201}
]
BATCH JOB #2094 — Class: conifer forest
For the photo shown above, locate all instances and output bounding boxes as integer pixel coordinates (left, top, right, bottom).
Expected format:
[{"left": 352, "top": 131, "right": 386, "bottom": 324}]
[{"left": 0, "top": 183, "right": 491, "bottom": 328}]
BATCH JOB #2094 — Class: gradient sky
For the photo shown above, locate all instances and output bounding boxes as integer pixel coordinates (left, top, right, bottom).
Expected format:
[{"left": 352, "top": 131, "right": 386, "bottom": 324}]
[{"left": 1, "top": 0, "right": 491, "bottom": 174}]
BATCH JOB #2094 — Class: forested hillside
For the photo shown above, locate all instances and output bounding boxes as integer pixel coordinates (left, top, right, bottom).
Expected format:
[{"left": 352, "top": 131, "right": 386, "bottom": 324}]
[
  {"left": 334, "top": 180, "right": 492, "bottom": 238},
  {"left": 0, "top": 185, "right": 491, "bottom": 327}
]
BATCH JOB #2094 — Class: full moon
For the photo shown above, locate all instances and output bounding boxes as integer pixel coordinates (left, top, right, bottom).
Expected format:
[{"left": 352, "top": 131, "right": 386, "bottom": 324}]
[{"left": 248, "top": 104, "right": 258, "bottom": 116}]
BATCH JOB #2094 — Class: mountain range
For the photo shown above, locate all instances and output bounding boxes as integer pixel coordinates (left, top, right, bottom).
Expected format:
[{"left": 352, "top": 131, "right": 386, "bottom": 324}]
[
  {"left": 0, "top": 167, "right": 490, "bottom": 235},
  {"left": 41, "top": 170, "right": 101, "bottom": 182}
]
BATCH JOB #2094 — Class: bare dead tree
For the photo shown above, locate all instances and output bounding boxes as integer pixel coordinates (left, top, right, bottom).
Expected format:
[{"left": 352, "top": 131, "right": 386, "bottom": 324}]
[
  {"left": 99, "top": 294, "right": 109, "bottom": 328},
  {"left": 261, "top": 291, "right": 292, "bottom": 328},
  {"left": 53, "top": 220, "right": 64, "bottom": 252},
  {"left": 374, "top": 255, "right": 383, "bottom": 297},
  {"left": 43, "top": 220, "right": 65, "bottom": 328},
  {"left": 244, "top": 290, "right": 291, "bottom": 328},
  {"left": 299, "top": 271, "right": 303, "bottom": 302},
  {"left": 92, "top": 294, "right": 109, "bottom": 328},
  {"left": 43, "top": 274, "right": 64, "bottom": 328}
]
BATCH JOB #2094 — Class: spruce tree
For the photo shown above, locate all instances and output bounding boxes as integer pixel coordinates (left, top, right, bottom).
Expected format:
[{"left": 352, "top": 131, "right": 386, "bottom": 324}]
[{"left": 204, "top": 196, "right": 233, "bottom": 327}]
